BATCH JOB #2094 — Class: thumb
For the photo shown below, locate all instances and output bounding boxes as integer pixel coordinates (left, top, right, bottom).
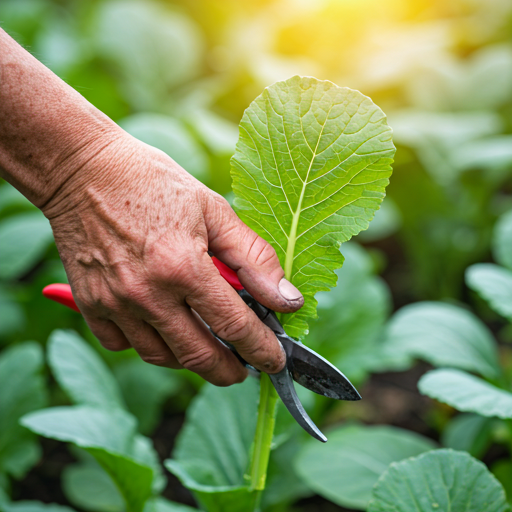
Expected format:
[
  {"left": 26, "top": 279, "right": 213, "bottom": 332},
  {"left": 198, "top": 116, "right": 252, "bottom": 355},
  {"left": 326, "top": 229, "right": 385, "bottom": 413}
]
[{"left": 204, "top": 195, "right": 304, "bottom": 313}]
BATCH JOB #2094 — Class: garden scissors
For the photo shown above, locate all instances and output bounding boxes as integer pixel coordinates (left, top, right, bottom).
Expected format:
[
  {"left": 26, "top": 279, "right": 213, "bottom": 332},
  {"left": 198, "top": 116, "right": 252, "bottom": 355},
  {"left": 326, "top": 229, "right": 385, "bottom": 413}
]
[{"left": 42, "top": 256, "right": 361, "bottom": 443}]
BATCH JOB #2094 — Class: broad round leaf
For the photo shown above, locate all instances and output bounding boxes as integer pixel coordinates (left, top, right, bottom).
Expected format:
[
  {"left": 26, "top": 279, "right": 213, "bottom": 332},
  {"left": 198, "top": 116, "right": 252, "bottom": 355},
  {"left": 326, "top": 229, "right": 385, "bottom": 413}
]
[
  {"left": 494, "top": 209, "right": 512, "bottom": 271},
  {"left": 119, "top": 114, "right": 209, "bottom": 182},
  {"left": 0, "top": 212, "right": 54, "bottom": 279},
  {"left": 165, "top": 379, "right": 259, "bottom": 512},
  {"left": 48, "top": 330, "right": 125, "bottom": 410},
  {"left": 295, "top": 424, "right": 436, "bottom": 510},
  {"left": 2, "top": 502, "right": 76, "bottom": 512},
  {"left": 382, "top": 302, "right": 500, "bottom": 379},
  {"left": 21, "top": 406, "right": 153, "bottom": 512},
  {"left": 466, "top": 264, "right": 512, "bottom": 320},
  {"left": 368, "top": 449, "right": 509, "bottom": 512},
  {"left": 419, "top": 368, "right": 512, "bottom": 419},
  {"left": 231, "top": 75, "right": 395, "bottom": 339}
]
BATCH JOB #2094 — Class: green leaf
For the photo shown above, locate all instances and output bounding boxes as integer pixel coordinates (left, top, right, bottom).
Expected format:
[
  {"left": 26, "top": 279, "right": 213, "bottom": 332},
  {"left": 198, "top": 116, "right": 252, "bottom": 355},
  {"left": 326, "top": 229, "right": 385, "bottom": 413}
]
[
  {"left": 119, "top": 114, "right": 208, "bottom": 182},
  {"left": 308, "top": 242, "right": 393, "bottom": 380},
  {"left": 0, "top": 212, "right": 54, "bottom": 279},
  {"left": 0, "top": 342, "right": 47, "bottom": 479},
  {"left": 48, "top": 330, "right": 125, "bottom": 410},
  {"left": 466, "top": 264, "right": 512, "bottom": 320},
  {"left": 143, "top": 497, "right": 197, "bottom": 512},
  {"left": 382, "top": 302, "right": 500, "bottom": 379},
  {"left": 21, "top": 406, "right": 153, "bottom": 512},
  {"left": 95, "top": 0, "right": 202, "bottom": 110},
  {"left": 231, "top": 75, "right": 395, "bottom": 338},
  {"left": 419, "top": 368, "right": 512, "bottom": 418},
  {"left": 295, "top": 424, "right": 436, "bottom": 510},
  {"left": 442, "top": 413, "right": 493, "bottom": 458},
  {"left": 114, "top": 358, "right": 181, "bottom": 434},
  {"left": 2, "top": 502, "right": 77, "bottom": 512},
  {"left": 368, "top": 449, "right": 509, "bottom": 512},
  {"left": 62, "top": 463, "right": 124, "bottom": 512},
  {"left": 165, "top": 379, "right": 259, "bottom": 512},
  {"left": 494, "top": 209, "right": 512, "bottom": 271},
  {"left": 0, "top": 285, "right": 25, "bottom": 338},
  {"left": 492, "top": 460, "right": 512, "bottom": 504}
]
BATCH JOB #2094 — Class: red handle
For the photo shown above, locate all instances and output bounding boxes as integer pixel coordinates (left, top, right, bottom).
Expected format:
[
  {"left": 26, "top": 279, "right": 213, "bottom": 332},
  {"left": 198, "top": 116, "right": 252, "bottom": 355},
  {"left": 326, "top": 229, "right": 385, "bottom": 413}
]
[{"left": 42, "top": 256, "right": 243, "bottom": 312}]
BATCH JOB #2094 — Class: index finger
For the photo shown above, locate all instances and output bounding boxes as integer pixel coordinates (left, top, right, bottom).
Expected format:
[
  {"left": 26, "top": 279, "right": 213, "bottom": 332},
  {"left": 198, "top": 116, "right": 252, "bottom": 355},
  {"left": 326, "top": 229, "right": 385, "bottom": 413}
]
[{"left": 186, "top": 256, "right": 286, "bottom": 374}]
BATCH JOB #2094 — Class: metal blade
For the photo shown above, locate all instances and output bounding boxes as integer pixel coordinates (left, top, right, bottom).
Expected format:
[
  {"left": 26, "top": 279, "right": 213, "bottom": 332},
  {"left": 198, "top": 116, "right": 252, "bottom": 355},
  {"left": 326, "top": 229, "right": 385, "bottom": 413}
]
[
  {"left": 277, "top": 334, "right": 361, "bottom": 401},
  {"left": 269, "top": 367, "right": 327, "bottom": 443}
]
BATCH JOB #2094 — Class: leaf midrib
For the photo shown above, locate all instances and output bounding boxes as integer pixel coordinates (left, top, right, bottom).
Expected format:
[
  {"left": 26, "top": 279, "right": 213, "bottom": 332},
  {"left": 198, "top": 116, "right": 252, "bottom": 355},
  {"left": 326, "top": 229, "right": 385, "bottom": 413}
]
[{"left": 284, "top": 106, "right": 333, "bottom": 280}]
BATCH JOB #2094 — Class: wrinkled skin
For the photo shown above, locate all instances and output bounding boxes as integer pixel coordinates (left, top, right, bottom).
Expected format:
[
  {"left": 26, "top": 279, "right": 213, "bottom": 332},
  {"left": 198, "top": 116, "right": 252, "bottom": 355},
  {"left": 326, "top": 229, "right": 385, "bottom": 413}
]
[
  {"left": 0, "top": 28, "right": 304, "bottom": 385},
  {"left": 43, "top": 135, "right": 304, "bottom": 385}
]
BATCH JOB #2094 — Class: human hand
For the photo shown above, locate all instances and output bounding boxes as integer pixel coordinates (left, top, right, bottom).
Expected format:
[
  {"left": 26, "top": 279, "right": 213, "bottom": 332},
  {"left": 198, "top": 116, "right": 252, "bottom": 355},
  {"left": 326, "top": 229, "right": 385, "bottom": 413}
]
[{"left": 43, "top": 132, "right": 304, "bottom": 386}]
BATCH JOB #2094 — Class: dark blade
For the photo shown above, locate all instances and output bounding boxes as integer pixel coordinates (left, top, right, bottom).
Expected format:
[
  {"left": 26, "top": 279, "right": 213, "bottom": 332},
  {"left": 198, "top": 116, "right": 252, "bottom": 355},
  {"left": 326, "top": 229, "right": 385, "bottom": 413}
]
[
  {"left": 269, "top": 367, "right": 327, "bottom": 443},
  {"left": 277, "top": 334, "right": 361, "bottom": 401}
]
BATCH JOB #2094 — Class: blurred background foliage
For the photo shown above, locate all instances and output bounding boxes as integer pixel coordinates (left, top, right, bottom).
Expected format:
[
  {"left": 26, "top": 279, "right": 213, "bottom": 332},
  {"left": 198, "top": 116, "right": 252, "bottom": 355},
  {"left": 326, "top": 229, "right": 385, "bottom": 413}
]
[{"left": 1, "top": 0, "right": 512, "bottom": 510}]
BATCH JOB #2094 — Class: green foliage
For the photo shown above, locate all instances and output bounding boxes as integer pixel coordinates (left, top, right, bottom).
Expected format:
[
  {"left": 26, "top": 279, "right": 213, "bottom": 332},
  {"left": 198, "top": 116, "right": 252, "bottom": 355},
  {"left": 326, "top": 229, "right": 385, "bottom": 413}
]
[
  {"left": 231, "top": 75, "right": 395, "bottom": 338},
  {"left": 441, "top": 414, "right": 493, "bottom": 459},
  {"left": 368, "top": 449, "right": 510, "bottom": 512},
  {"left": 495, "top": 210, "right": 512, "bottom": 270},
  {"left": 113, "top": 358, "right": 181, "bottom": 435},
  {"left": 381, "top": 302, "right": 501, "bottom": 379},
  {"left": 165, "top": 379, "right": 259, "bottom": 511},
  {"left": 419, "top": 369, "right": 512, "bottom": 419},
  {"left": 62, "top": 462, "right": 124, "bottom": 512},
  {"left": 48, "top": 330, "right": 125, "bottom": 410},
  {"left": 466, "top": 264, "right": 512, "bottom": 320},
  {"left": 0, "top": 342, "right": 47, "bottom": 480},
  {"left": 0, "top": 212, "right": 54, "bottom": 280},
  {"left": 294, "top": 424, "right": 436, "bottom": 510},
  {"left": 21, "top": 407, "right": 154, "bottom": 512}
]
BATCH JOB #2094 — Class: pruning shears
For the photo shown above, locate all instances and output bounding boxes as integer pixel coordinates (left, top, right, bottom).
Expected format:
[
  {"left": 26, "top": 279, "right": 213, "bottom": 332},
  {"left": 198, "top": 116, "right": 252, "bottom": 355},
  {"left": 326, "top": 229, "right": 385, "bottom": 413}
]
[{"left": 42, "top": 256, "right": 361, "bottom": 442}]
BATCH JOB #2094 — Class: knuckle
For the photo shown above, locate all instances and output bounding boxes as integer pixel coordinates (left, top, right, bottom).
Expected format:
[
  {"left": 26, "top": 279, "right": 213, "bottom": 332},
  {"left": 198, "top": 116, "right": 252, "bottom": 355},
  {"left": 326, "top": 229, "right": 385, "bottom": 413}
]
[
  {"left": 246, "top": 235, "right": 277, "bottom": 267},
  {"left": 179, "top": 347, "right": 218, "bottom": 374},
  {"left": 100, "top": 339, "right": 127, "bottom": 352},
  {"left": 213, "top": 311, "right": 251, "bottom": 342}
]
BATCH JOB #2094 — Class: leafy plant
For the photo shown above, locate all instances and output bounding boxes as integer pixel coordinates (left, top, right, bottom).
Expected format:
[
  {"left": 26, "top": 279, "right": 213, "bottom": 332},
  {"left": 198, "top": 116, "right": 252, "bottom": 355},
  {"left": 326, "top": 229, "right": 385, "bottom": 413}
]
[{"left": 368, "top": 449, "right": 510, "bottom": 512}]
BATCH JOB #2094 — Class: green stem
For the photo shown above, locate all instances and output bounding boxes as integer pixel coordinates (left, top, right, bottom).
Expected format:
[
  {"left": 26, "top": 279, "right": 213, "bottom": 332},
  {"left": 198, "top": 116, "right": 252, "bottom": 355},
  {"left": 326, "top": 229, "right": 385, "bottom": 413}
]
[{"left": 247, "top": 373, "right": 279, "bottom": 498}]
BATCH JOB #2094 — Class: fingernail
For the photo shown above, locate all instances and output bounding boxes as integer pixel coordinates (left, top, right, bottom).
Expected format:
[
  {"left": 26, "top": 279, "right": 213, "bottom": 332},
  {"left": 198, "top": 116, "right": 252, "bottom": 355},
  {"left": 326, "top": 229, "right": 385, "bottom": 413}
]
[{"left": 278, "top": 278, "right": 302, "bottom": 302}]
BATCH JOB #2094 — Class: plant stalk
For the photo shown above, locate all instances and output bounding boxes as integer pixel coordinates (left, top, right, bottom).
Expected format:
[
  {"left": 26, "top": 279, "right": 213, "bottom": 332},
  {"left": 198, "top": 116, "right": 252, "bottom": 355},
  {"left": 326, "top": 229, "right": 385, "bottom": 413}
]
[{"left": 247, "top": 373, "right": 279, "bottom": 497}]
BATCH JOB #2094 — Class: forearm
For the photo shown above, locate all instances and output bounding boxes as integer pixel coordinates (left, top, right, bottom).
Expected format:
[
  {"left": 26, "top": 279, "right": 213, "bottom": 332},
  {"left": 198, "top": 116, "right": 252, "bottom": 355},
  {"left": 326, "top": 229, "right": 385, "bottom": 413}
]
[{"left": 0, "top": 28, "right": 122, "bottom": 212}]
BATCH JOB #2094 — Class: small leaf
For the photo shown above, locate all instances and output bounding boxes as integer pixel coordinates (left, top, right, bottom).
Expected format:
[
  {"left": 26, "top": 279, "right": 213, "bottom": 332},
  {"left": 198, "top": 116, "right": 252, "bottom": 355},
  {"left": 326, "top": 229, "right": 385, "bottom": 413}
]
[
  {"left": 62, "top": 463, "right": 124, "bottom": 512},
  {"left": 48, "top": 330, "right": 125, "bottom": 410},
  {"left": 119, "top": 114, "right": 209, "bottom": 182},
  {"left": 419, "top": 368, "right": 512, "bottom": 419},
  {"left": 382, "top": 302, "right": 500, "bottom": 379},
  {"left": 0, "top": 342, "right": 47, "bottom": 479},
  {"left": 441, "top": 413, "right": 493, "bottom": 458},
  {"left": 165, "top": 379, "right": 259, "bottom": 512},
  {"left": 295, "top": 424, "right": 436, "bottom": 510},
  {"left": 114, "top": 358, "right": 181, "bottom": 434},
  {"left": 21, "top": 406, "right": 153, "bottom": 512},
  {"left": 494, "top": 209, "right": 512, "bottom": 271},
  {"left": 231, "top": 75, "right": 395, "bottom": 338},
  {"left": 368, "top": 449, "right": 509, "bottom": 512},
  {"left": 0, "top": 212, "right": 54, "bottom": 279},
  {"left": 466, "top": 264, "right": 512, "bottom": 320}
]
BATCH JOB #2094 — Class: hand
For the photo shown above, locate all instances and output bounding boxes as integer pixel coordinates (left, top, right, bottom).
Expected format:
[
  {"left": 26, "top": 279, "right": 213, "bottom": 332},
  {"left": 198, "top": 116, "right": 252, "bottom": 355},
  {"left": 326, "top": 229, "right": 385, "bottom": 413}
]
[{"left": 43, "top": 132, "right": 304, "bottom": 386}]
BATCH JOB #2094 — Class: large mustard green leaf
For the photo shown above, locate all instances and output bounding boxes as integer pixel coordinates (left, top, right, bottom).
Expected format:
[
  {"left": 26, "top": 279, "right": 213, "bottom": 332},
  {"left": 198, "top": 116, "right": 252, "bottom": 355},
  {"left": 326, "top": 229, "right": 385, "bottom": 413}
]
[{"left": 231, "top": 76, "right": 395, "bottom": 338}]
